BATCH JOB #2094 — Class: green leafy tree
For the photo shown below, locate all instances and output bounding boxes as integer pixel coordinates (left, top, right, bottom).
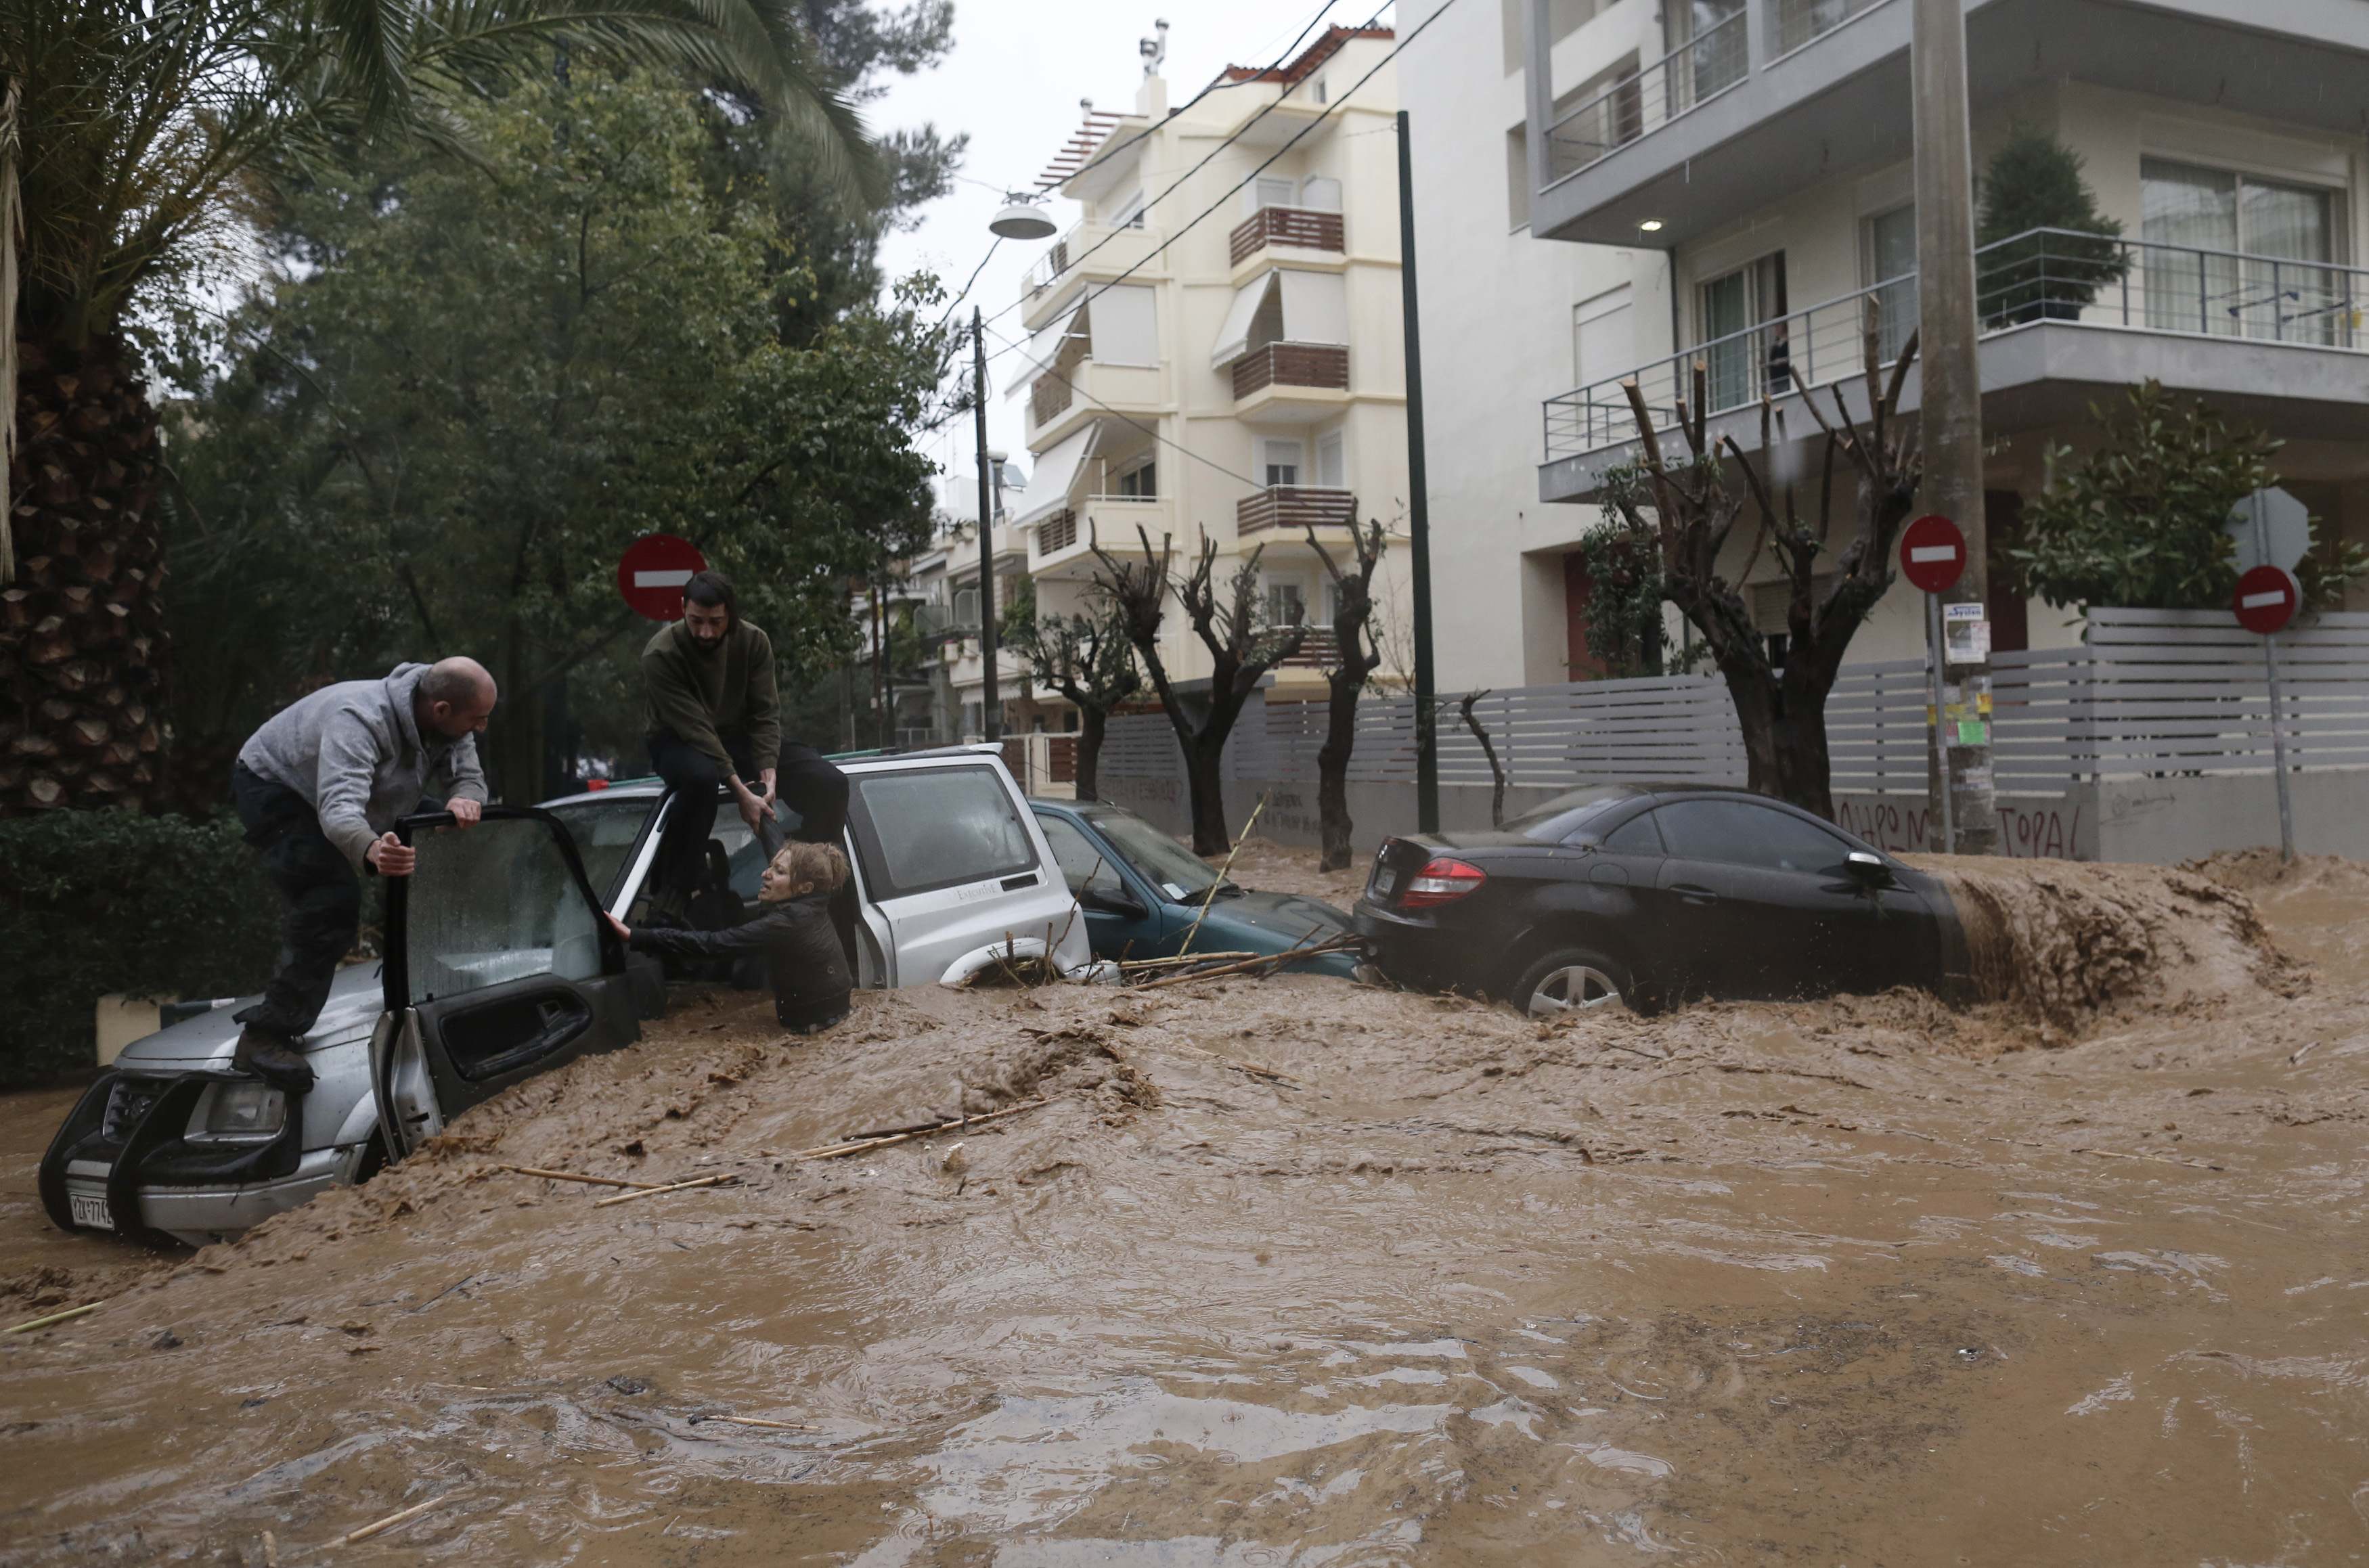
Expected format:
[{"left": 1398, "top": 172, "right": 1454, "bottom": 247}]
[
  {"left": 162, "top": 72, "right": 940, "bottom": 800},
  {"left": 1574, "top": 502, "right": 1668, "bottom": 679},
  {"left": 0, "top": 0, "right": 875, "bottom": 815},
  {"left": 2016, "top": 380, "right": 2367, "bottom": 612},
  {"left": 1977, "top": 123, "right": 2125, "bottom": 327}
]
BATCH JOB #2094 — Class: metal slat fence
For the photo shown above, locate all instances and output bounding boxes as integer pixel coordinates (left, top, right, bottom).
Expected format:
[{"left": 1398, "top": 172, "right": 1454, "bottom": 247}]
[{"left": 1093, "top": 612, "right": 2369, "bottom": 792}]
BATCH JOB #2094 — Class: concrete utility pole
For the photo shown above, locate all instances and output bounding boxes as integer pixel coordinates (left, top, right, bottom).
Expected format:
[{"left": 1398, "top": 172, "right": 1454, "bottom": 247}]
[
  {"left": 971, "top": 307, "right": 999, "bottom": 742},
  {"left": 1911, "top": 0, "right": 1997, "bottom": 854}
]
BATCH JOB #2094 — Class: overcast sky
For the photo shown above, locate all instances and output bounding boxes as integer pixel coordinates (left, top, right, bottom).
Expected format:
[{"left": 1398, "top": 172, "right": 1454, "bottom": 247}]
[{"left": 870, "top": 0, "right": 1396, "bottom": 512}]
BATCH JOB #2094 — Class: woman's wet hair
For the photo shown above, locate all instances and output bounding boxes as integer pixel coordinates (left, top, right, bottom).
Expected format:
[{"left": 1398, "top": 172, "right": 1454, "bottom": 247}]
[{"left": 761, "top": 840, "right": 848, "bottom": 901}]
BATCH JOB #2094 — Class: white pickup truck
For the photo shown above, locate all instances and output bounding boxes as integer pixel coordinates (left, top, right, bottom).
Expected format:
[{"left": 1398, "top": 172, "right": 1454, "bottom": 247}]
[{"left": 41, "top": 746, "right": 1088, "bottom": 1247}]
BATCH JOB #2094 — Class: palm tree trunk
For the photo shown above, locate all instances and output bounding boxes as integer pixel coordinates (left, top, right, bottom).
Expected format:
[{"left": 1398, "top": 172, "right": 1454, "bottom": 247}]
[{"left": 0, "top": 331, "right": 169, "bottom": 813}]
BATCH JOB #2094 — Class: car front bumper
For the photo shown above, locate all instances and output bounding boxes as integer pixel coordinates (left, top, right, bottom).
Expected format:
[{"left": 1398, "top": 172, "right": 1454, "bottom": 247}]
[{"left": 39, "top": 1069, "right": 359, "bottom": 1248}]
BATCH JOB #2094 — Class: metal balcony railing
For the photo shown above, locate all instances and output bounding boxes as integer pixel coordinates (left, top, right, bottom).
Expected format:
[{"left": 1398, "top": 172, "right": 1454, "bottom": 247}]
[
  {"left": 1228, "top": 206, "right": 1345, "bottom": 267},
  {"left": 1023, "top": 238, "right": 1070, "bottom": 295},
  {"left": 1769, "top": 0, "right": 1894, "bottom": 58},
  {"left": 1233, "top": 341, "right": 1350, "bottom": 400},
  {"left": 1541, "top": 227, "right": 2369, "bottom": 461},
  {"left": 1237, "top": 486, "right": 1356, "bottom": 535},
  {"left": 1543, "top": 8, "right": 1747, "bottom": 185}
]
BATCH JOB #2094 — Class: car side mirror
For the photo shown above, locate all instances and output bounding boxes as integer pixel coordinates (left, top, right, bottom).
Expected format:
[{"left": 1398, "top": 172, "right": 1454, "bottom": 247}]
[
  {"left": 1844, "top": 851, "right": 1891, "bottom": 887},
  {"left": 1076, "top": 884, "right": 1148, "bottom": 920}
]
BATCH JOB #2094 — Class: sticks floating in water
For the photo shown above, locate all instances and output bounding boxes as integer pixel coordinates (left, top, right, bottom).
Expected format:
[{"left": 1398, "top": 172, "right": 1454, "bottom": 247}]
[
  {"left": 795, "top": 1098, "right": 1050, "bottom": 1161},
  {"left": 1131, "top": 934, "right": 1362, "bottom": 992},
  {"left": 495, "top": 1164, "right": 655, "bottom": 1190},
  {"left": 5, "top": 1301, "right": 102, "bottom": 1334},
  {"left": 329, "top": 1494, "right": 451, "bottom": 1546},
  {"left": 592, "top": 1174, "right": 735, "bottom": 1208}
]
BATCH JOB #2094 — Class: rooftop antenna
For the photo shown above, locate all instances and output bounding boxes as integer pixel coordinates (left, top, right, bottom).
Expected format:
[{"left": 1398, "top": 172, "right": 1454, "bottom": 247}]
[{"left": 1140, "top": 19, "right": 1168, "bottom": 77}]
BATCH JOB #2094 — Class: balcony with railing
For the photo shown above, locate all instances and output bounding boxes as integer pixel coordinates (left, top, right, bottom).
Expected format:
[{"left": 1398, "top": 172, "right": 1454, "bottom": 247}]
[
  {"left": 1543, "top": 7, "right": 1748, "bottom": 186},
  {"left": 1539, "top": 227, "right": 2368, "bottom": 486},
  {"left": 1228, "top": 206, "right": 1345, "bottom": 268},
  {"left": 1232, "top": 342, "right": 1350, "bottom": 402},
  {"left": 1528, "top": 0, "right": 2358, "bottom": 248},
  {"left": 1019, "top": 221, "right": 1167, "bottom": 329},
  {"left": 1237, "top": 486, "right": 1356, "bottom": 537}
]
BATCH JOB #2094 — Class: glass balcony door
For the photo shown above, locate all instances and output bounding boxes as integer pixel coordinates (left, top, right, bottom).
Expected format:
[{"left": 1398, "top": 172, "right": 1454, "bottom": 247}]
[
  {"left": 2142, "top": 159, "right": 2341, "bottom": 345},
  {"left": 1698, "top": 252, "right": 1786, "bottom": 412}
]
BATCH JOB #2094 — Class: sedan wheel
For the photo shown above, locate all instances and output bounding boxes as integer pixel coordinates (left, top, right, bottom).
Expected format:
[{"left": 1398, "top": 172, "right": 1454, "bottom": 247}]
[{"left": 1511, "top": 947, "right": 1630, "bottom": 1018}]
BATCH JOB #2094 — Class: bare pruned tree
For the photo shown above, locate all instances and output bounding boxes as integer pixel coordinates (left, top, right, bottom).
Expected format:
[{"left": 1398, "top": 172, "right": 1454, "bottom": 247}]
[
  {"left": 1304, "top": 514, "right": 1387, "bottom": 870},
  {"left": 1607, "top": 306, "right": 1922, "bottom": 817},
  {"left": 1457, "top": 690, "right": 1509, "bottom": 828},
  {"left": 1091, "top": 525, "right": 1305, "bottom": 854},
  {"left": 1002, "top": 584, "right": 1139, "bottom": 802}
]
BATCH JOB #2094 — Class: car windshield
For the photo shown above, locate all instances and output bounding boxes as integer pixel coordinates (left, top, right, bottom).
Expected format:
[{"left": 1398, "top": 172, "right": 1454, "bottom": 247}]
[
  {"left": 1085, "top": 809, "right": 1220, "bottom": 902},
  {"left": 1501, "top": 786, "right": 1637, "bottom": 843}
]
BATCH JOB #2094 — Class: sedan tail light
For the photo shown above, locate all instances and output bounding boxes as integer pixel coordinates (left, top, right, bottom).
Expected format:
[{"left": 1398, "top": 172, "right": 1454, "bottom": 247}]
[{"left": 1400, "top": 856, "right": 1486, "bottom": 908}]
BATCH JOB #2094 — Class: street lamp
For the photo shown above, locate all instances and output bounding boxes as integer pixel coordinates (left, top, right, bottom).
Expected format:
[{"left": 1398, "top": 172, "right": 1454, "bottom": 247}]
[{"left": 971, "top": 194, "right": 1059, "bottom": 743}]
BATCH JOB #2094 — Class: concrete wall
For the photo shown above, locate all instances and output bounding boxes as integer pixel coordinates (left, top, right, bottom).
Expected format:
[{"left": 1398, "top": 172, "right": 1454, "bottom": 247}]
[
  {"left": 1094, "top": 771, "right": 2369, "bottom": 866},
  {"left": 1400, "top": 0, "right": 1664, "bottom": 692}
]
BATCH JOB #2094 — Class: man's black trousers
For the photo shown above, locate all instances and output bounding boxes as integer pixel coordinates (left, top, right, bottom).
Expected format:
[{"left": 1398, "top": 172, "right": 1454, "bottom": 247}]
[{"left": 229, "top": 763, "right": 363, "bottom": 1042}]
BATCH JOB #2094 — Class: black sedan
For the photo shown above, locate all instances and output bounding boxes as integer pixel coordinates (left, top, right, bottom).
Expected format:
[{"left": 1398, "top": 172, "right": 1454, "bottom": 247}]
[{"left": 1354, "top": 784, "right": 1970, "bottom": 1016}]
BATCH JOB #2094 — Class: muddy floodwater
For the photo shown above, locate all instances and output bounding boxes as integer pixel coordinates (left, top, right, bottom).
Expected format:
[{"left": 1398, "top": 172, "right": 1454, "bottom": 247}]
[{"left": 4, "top": 850, "right": 2367, "bottom": 1565}]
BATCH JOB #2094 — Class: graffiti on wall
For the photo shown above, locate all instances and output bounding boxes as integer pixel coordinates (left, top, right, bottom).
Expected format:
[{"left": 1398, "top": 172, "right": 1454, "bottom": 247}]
[{"left": 1832, "top": 794, "right": 2087, "bottom": 861}]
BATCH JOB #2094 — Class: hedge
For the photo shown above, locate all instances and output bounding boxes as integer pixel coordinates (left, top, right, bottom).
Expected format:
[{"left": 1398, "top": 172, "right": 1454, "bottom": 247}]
[{"left": 0, "top": 811, "right": 282, "bottom": 1085}]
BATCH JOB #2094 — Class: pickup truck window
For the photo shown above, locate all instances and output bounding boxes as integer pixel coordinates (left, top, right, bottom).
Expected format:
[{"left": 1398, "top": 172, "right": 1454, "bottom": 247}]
[{"left": 848, "top": 765, "right": 1038, "bottom": 900}]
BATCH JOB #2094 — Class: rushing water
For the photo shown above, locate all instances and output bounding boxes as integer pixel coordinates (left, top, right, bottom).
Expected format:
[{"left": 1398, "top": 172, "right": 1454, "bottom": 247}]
[{"left": 3, "top": 853, "right": 2366, "bottom": 1565}]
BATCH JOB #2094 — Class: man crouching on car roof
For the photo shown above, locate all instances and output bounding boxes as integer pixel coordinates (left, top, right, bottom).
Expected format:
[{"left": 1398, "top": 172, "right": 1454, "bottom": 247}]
[{"left": 228, "top": 656, "right": 497, "bottom": 1091}]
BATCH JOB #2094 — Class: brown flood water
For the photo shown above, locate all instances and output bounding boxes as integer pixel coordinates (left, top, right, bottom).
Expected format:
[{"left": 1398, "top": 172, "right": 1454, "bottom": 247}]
[{"left": 4, "top": 850, "right": 2368, "bottom": 1565}]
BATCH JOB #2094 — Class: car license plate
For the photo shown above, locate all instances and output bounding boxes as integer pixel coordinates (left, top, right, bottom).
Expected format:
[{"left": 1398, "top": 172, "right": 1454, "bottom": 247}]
[
  {"left": 1373, "top": 869, "right": 1396, "bottom": 897},
  {"left": 70, "top": 1192, "right": 114, "bottom": 1231}
]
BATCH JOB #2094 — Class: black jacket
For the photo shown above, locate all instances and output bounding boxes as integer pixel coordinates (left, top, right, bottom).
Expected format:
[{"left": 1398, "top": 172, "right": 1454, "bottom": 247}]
[{"left": 629, "top": 892, "right": 850, "bottom": 1017}]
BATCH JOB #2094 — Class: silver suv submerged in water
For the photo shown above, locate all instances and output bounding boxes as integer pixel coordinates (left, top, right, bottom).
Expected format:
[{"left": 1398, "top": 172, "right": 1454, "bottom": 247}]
[{"left": 39, "top": 747, "right": 1087, "bottom": 1247}]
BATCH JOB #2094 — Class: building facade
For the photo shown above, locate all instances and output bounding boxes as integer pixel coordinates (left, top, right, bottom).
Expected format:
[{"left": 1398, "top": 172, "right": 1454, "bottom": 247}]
[
  {"left": 1404, "top": 0, "right": 2369, "bottom": 688},
  {"left": 968, "top": 25, "right": 1414, "bottom": 734}
]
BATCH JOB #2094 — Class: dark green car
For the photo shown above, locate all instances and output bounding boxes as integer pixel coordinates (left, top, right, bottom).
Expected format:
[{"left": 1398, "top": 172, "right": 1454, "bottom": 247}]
[{"left": 1027, "top": 799, "right": 1359, "bottom": 977}]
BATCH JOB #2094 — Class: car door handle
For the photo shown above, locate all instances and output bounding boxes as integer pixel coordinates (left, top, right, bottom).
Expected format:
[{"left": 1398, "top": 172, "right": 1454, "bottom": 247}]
[{"left": 1671, "top": 883, "right": 1721, "bottom": 906}]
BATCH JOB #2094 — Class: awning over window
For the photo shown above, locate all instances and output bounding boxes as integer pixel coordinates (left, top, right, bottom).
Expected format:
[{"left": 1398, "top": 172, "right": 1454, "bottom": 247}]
[
  {"left": 1088, "top": 284, "right": 1158, "bottom": 366},
  {"left": 1004, "top": 301, "right": 1084, "bottom": 397},
  {"left": 1278, "top": 270, "right": 1348, "bottom": 345},
  {"left": 1014, "top": 424, "right": 1098, "bottom": 528},
  {"left": 1211, "top": 274, "right": 1275, "bottom": 369}
]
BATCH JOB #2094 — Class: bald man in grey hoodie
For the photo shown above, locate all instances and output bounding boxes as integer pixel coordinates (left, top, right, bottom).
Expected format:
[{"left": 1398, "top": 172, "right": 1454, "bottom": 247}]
[{"left": 229, "top": 658, "right": 496, "bottom": 1090}]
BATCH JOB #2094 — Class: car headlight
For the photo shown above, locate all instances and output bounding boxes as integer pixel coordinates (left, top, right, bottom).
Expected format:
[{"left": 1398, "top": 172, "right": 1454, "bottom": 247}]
[{"left": 192, "top": 1082, "right": 288, "bottom": 1140}]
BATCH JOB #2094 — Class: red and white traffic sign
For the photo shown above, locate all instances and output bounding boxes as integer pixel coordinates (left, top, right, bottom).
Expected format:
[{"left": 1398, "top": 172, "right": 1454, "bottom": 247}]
[
  {"left": 617, "top": 534, "right": 708, "bottom": 621},
  {"left": 1899, "top": 514, "right": 1968, "bottom": 595},
  {"left": 2233, "top": 564, "right": 2301, "bottom": 635}
]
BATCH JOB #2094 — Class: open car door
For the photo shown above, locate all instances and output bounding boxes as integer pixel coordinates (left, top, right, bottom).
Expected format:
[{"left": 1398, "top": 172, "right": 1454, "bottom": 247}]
[{"left": 370, "top": 805, "right": 641, "bottom": 1160}]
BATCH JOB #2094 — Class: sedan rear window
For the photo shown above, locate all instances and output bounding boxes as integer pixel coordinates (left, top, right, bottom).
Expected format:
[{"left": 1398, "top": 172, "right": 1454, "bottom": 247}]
[
  {"left": 1502, "top": 786, "right": 1636, "bottom": 844},
  {"left": 847, "top": 765, "right": 1038, "bottom": 900}
]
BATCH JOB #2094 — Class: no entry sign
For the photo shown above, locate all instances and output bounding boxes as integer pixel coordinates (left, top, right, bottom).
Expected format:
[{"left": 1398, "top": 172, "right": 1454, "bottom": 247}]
[
  {"left": 617, "top": 534, "right": 708, "bottom": 621},
  {"left": 2233, "top": 564, "right": 2301, "bottom": 635},
  {"left": 1899, "top": 514, "right": 1967, "bottom": 595}
]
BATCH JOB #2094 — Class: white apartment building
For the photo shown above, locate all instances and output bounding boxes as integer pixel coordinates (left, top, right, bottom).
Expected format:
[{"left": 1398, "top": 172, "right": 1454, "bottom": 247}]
[
  {"left": 969, "top": 24, "right": 1414, "bottom": 732},
  {"left": 1406, "top": 0, "right": 2369, "bottom": 687}
]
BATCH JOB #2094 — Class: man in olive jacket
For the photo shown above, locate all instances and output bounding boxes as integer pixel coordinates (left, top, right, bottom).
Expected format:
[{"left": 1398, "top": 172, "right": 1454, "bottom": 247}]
[{"left": 643, "top": 570, "right": 812, "bottom": 908}]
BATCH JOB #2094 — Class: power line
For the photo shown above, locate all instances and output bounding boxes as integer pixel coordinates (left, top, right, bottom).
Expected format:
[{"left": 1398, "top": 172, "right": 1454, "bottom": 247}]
[
  {"left": 919, "top": 0, "right": 1352, "bottom": 332},
  {"left": 979, "top": 0, "right": 1453, "bottom": 376},
  {"left": 977, "top": 0, "right": 1396, "bottom": 351},
  {"left": 978, "top": 319, "right": 1263, "bottom": 494}
]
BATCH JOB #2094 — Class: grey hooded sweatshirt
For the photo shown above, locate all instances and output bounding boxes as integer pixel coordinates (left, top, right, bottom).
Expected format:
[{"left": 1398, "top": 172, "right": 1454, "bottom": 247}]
[{"left": 237, "top": 663, "right": 489, "bottom": 869}]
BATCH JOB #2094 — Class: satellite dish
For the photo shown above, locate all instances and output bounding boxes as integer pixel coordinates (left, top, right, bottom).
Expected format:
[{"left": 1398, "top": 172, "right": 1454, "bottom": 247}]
[{"left": 990, "top": 197, "right": 1057, "bottom": 240}]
